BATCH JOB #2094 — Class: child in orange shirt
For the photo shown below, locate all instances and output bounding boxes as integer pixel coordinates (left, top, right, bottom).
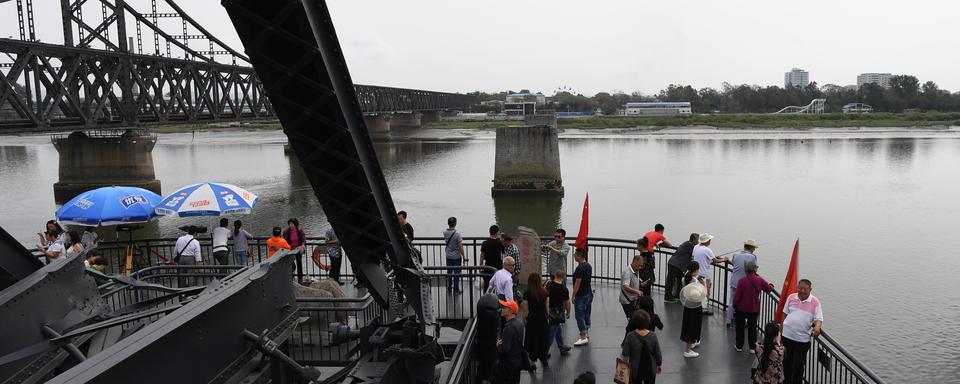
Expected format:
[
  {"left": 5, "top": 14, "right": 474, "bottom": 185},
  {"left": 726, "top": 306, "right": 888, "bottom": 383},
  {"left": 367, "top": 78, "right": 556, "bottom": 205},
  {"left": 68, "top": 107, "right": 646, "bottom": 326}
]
[{"left": 267, "top": 226, "right": 291, "bottom": 258}]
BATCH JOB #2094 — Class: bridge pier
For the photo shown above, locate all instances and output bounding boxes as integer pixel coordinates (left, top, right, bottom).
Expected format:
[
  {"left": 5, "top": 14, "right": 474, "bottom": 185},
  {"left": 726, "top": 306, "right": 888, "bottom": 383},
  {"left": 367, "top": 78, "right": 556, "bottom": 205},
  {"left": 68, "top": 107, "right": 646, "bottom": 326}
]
[
  {"left": 52, "top": 130, "right": 162, "bottom": 204},
  {"left": 363, "top": 114, "right": 392, "bottom": 133},
  {"left": 390, "top": 112, "right": 421, "bottom": 130},
  {"left": 524, "top": 114, "right": 557, "bottom": 129},
  {"left": 492, "top": 125, "right": 563, "bottom": 194},
  {"left": 420, "top": 110, "right": 442, "bottom": 124}
]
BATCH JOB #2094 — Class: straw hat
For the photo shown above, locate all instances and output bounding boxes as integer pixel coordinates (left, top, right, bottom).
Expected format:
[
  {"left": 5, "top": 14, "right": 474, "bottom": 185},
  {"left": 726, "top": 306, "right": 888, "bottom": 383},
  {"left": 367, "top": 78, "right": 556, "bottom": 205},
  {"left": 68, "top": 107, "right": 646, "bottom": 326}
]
[
  {"left": 744, "top": 238, "right": 759, "bottom": 248},
  {"left": 698, "top": 233, "right": 714, "bottom": 244},
  {"left": 680, "top": 281, "right": 708, "bottom": 309}
]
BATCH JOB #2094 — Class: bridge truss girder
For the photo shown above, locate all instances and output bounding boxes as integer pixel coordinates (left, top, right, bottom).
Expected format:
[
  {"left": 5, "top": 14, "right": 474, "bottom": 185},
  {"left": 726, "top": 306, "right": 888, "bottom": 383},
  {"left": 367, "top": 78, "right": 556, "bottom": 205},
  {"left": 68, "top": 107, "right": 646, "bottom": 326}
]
[{"left": 0, "top": 38, "right": 273, "bottom": 133}]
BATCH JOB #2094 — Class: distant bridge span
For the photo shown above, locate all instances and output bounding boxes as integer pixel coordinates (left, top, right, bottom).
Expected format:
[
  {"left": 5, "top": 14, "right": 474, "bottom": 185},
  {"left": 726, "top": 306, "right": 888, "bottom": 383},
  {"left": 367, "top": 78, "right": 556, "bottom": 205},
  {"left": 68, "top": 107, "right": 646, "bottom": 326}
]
[{"left": 0, "top": 0, "right": 475, "bottom": 134}]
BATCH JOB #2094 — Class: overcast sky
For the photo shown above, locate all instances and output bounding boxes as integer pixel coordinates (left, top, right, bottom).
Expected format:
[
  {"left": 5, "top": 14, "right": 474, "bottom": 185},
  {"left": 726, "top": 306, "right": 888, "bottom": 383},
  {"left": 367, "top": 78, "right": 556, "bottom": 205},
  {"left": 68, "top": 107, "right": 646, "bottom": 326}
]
[{"left": 3, "top": 0, "right": 957, "bottom": 95}]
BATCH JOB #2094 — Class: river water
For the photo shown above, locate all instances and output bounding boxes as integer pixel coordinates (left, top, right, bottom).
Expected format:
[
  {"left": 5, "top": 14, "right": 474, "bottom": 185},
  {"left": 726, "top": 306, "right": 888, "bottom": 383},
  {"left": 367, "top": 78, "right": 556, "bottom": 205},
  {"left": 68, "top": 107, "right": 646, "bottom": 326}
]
[{"left": 2, "top": 126, "right": 958, "bottom": 382}]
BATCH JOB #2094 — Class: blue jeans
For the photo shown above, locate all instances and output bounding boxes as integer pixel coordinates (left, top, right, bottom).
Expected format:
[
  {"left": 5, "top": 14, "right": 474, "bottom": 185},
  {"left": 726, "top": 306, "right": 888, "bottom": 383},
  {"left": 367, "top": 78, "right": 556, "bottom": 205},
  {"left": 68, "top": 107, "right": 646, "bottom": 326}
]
[
  {"left": 234, "top": 250, "right": 248, "bottom": 266},
  {"left": 446, "top": 257, "right": 461, "bottom": 290},
  {"left": 574, "top": 291, "right": 593, "bottom": 334},
  {"left": 546, "top": 322, "right": 568, "bottom": 351}
]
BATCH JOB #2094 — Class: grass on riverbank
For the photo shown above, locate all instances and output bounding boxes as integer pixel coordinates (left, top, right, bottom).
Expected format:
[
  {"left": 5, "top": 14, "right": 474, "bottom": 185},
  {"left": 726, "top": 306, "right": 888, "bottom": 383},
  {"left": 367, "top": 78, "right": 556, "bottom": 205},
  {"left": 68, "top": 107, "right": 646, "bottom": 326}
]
[{"left": 426, "top": 112, "right": 960, "bottom": 129}]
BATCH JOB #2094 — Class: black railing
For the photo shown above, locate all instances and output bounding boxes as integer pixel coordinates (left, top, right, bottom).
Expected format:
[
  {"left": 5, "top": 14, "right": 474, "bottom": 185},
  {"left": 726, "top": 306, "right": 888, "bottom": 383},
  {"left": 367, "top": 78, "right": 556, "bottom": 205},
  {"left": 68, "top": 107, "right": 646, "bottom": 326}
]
[{"left": 89, "top": 236, "right": 882, "bottom": 384}]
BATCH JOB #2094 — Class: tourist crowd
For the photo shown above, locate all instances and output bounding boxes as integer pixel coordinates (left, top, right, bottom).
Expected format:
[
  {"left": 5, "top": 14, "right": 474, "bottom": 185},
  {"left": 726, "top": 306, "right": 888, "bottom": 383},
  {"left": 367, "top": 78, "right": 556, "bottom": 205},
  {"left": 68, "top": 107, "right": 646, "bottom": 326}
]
[{"left": 41, "top": 213, "right": 824, "bottom": 384}]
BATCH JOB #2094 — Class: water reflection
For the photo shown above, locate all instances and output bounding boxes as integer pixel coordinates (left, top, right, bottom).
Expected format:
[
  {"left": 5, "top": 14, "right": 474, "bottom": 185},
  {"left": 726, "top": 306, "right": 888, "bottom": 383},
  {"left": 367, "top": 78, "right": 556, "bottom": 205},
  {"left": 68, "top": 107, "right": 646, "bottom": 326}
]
[
  {"left": 492, "top": 193, "right": 562, "bottom": 237},
  {"left": 885, "top": 138, "right": 916, "bottom": 170}
]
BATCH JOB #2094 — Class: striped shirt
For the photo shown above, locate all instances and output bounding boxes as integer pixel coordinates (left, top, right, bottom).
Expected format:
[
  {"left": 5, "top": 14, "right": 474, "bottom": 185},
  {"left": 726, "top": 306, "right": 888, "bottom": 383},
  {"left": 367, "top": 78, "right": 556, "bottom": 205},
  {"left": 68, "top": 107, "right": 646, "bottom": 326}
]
[{"left": 782, "top": 293, "right": 823, "bottom": 343}]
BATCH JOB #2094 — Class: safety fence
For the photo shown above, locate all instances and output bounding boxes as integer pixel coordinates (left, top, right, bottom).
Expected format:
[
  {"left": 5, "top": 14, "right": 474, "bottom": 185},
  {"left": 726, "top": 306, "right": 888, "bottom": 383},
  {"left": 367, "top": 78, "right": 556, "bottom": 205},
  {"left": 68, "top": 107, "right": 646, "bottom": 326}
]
[{"left": 89, "top": 236, "right": 883, "bottom": 383}]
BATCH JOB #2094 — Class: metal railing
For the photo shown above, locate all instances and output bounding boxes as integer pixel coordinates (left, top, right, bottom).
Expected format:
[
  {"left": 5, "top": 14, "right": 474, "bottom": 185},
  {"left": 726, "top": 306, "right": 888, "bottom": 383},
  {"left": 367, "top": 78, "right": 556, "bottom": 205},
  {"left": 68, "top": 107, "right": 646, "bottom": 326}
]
[{"left": 89, "top": 236, "right": 883, "bottom": 383}]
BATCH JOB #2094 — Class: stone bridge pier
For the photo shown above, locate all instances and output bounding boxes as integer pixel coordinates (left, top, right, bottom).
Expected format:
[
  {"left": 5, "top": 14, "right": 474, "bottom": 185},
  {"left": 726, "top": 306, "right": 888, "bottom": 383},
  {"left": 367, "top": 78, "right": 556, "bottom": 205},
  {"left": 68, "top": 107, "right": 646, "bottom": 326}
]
[
  {"left": 52, "top": 130, "right": 162, "bottom": 204},
  {"left": 363, "top": 114, "right": 392, "bottom": 133},
  {"left": 492, "top": 125, "right": 563, "bottom": 194},
  {"left": 420, "top": 110, "right": 442, "bottom": 124},
  {"left": 390, "top": 112, "right": 421, "bottom": 130}
]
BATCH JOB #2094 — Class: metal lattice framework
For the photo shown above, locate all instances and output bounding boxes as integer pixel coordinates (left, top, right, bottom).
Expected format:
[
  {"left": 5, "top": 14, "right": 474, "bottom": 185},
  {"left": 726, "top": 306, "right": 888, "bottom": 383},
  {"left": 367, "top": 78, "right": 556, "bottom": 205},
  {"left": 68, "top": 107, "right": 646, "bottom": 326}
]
[
  {"left": 773, "top": 98, "right": 826, "bottom": 114},
  {"left": 0, "top": 0, "right": 475, "bottom": 133},
  {"left": 0, "top": 38, "right": 271, "bottom": 132}
]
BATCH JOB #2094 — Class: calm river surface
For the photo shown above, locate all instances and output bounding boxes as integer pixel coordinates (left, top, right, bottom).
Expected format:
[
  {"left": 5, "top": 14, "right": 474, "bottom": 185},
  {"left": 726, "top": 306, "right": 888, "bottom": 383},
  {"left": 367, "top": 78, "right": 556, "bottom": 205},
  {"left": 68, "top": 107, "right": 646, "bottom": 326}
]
[{"left": 2, "top": 127, "right": 959, "bottom": 382}]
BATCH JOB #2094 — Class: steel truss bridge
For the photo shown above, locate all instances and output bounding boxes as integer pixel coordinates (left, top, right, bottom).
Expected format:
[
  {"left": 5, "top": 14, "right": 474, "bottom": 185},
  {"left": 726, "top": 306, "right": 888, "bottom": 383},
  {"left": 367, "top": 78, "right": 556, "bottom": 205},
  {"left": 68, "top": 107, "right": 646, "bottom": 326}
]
[{"left": 0, "top": 0, "right": 474, "bottom": 133}]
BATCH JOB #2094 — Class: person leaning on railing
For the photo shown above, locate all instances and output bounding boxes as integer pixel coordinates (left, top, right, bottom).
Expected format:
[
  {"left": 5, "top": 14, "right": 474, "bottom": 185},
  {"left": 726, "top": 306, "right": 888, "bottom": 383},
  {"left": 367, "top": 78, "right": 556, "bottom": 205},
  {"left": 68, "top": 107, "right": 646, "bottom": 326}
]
[{"left": 781, "top": 279, "right": 824, "bottom": 384}]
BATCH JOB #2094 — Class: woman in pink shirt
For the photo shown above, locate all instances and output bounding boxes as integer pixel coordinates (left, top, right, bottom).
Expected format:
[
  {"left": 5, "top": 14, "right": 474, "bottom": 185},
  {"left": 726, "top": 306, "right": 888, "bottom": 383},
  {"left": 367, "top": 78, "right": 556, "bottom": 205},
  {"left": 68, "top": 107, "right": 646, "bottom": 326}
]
[
  {"left": 732, "top": 261, "right": 773, "bottom": 353},
  {"left": 282, "top": 218, "right": 307, "bottom": 282}
]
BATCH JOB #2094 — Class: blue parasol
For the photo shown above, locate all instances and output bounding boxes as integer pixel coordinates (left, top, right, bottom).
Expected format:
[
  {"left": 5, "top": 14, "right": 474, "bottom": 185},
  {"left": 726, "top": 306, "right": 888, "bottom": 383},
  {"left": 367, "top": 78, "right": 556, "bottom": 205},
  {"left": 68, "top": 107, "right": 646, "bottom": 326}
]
[{"left": 56, "top": 186, "right": 162, "bottom": 226}]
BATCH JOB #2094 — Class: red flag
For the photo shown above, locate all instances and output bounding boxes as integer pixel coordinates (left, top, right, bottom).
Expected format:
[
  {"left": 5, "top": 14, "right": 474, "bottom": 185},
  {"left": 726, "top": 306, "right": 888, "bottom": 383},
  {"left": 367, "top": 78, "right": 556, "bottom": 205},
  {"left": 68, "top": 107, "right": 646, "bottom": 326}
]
[
  {"left": 775, "top": 239, "right": 800, "bottom": 323},
  {"left": 574, "top": 193, "right": 589, "bottom": 251}
]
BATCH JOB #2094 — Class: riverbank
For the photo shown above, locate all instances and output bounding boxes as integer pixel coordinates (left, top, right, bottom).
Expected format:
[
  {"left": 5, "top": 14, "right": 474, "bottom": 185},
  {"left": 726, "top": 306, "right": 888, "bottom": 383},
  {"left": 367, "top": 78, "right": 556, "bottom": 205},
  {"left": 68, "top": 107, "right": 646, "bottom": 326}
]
[
  {"left": 151, "top": 121, "right": 282, "bottom": 133},
  {"left": 429, "top": 112, "right": 960, "bottom": 129},
  {"left": 147, "top": 112, "right": 960, "bottom": 133}
]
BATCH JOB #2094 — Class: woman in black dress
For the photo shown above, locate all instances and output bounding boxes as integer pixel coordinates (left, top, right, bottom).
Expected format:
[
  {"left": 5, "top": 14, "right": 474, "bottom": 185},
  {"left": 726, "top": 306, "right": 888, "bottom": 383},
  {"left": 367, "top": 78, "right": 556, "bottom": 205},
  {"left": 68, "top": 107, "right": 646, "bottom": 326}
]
[
  {"left": 522, "top": 272, "right": 550, "bottom": 369},
  {"left": 680, "top": 261, "right": 705, "bottom": 358}
]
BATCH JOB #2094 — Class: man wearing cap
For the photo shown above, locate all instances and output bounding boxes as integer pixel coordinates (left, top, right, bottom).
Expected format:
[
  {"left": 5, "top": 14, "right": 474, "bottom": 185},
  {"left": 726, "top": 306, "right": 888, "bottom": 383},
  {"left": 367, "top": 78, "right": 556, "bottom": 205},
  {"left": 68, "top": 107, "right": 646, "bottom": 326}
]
[
  {"left": 496, "top": 299, "right": 523, "bottom": 384},
  {"left": 723, "top": 239, "right": 760, "bottom": 327},
  {"left": 692, "top": 233, "right": 719, "bottom": 315}
]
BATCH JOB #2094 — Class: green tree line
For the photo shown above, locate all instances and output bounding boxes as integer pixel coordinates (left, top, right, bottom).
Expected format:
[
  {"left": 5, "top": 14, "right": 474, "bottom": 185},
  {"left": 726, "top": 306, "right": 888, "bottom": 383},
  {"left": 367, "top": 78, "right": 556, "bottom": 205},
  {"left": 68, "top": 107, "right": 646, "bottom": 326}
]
[{"left": 466, "top": 75, "right": 960, "bottom": 114}]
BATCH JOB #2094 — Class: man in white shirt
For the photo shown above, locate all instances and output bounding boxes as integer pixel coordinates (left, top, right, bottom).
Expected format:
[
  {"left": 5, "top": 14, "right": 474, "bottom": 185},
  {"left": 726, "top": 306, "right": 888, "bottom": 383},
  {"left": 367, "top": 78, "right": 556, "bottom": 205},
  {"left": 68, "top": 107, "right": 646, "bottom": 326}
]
[
  {"left": 782, "top": 279, "right": 824, "bottom": 384},
  {"left": 211, "top": 218, "right": 231, "bottom": 265},
  {"left": 692, "top": 233, "right": 719, "bottom": 315},
  {"left": 489, "top": 256, "right": 517, "bottom": 300},
  {"left": 175, "top": 226, "right": 202, "bottom": 286}
]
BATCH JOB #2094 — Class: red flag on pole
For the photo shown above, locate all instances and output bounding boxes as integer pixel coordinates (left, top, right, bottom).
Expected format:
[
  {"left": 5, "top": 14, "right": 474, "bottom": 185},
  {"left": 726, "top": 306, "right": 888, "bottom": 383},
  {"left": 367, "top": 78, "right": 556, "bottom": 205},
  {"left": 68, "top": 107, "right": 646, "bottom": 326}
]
[
  {"left": 775, "top": 239, "right": 800, "bottom": 323},
  {"left": 574, "top": 193, "right": 589, "bottom": 252}
]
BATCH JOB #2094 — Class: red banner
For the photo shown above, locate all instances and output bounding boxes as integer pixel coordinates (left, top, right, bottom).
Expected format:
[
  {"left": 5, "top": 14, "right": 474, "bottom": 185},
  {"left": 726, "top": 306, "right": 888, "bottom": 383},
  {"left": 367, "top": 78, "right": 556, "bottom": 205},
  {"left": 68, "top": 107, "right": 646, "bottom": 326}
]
[
  {"left": 775, "top": 239, "right": 800, "bottom": 323},
  {"left": 574, "top": 193, "right": 589, "bottom": 252}
]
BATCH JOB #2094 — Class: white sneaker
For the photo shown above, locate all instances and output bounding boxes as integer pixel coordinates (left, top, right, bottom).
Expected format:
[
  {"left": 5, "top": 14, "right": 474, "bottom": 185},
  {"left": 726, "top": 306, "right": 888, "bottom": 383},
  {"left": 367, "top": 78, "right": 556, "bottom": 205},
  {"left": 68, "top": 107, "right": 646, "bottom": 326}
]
[
  {"left": 692, "top": 340, "right": 701, "bottom": 349},
  {"left": 735, "top": 347, "right": 743, "bottom": 352},
  {"left": 573, "top": 338, "right": 589, "bottom": 346},
  {"left": 683, "top": 351, "right": 700, "bottom": 358},
  {"left": 750, "top": 349, "right": 756, "bottom": 354}
]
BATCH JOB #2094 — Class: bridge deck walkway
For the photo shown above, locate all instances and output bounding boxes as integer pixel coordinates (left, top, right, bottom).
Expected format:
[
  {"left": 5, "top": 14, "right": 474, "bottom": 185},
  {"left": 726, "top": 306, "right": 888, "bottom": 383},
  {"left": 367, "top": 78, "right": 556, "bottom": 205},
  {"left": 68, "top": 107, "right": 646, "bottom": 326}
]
[{"left": 332, "top": 278, "right": 755, "bottom": 383}]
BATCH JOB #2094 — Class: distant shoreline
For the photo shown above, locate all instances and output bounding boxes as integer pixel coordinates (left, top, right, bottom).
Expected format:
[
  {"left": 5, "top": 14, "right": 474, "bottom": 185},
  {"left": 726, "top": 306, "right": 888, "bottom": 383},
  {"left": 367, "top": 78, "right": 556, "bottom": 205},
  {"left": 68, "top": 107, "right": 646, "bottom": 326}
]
[{"left": 146, "top": 112, "right": 960, "bottom": 134}]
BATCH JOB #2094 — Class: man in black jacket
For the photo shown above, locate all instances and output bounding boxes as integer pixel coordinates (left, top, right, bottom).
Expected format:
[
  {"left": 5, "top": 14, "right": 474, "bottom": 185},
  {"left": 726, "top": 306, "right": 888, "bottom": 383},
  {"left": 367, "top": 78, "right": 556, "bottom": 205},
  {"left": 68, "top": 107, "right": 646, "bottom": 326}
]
[
  {"left": 665, "top": 233, "right": 699, "bottom": 304},
  {"left": 496, "top": 299, "right": 523, "bottom": 384}
]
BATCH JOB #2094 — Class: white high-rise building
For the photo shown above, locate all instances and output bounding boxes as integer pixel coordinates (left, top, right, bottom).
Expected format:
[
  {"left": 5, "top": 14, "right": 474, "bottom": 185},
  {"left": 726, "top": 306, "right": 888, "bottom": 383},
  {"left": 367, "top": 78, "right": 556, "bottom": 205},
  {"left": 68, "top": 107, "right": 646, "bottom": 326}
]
[
  {"left": 857, "top": 73, "right": 893, "bottom": 89},
  {"left": 784, "top": 68, "right": 809, "bottom": 88}
]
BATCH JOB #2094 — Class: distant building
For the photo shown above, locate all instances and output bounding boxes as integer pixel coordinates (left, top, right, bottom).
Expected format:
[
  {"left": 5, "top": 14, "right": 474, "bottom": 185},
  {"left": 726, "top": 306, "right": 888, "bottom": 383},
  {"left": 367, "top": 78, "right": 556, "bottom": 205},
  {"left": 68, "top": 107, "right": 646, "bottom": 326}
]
[
  {"left": 505, "top": 92, "right": 546, "bottom": 105},
  {"left": 842, "top": 103, "right": 873, "bottom": 113},
  {"left": 504, "top": 102, "right": 537, "bottom": 116},
  {"left": 784, "top": 68, "right": 809, "bottom": 88},
  {"left": 624, "top": 102, "right": 692, "bottom": 116},
  {"left": 503, "top": 92, "right": 546, "bottom": 116},
  {"left": 857, "top": 73, "right": 893, "bottom": 89}
]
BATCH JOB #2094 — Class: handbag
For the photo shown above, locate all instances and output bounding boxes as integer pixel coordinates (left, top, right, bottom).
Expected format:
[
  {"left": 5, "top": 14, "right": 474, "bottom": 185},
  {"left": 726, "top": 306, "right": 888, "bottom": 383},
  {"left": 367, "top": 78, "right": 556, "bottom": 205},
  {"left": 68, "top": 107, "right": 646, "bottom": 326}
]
[
  {"left": 621, "top": 285, "right": 642, "bottom": 312},
  {"left": 614, "top": 356, "right": 630, "bottom": 384},
  {"left": 173, "top": 238, "right": 197, "bottom": 264},
  {"left": 549, "top": 306, "right": 566, "bottom": 324}
]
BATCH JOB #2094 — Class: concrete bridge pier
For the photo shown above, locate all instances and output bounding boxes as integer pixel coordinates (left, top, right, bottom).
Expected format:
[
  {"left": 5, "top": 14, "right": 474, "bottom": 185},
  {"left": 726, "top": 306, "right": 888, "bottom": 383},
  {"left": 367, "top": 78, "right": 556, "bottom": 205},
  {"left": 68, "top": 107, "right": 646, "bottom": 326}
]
[
  {"left": 420, "top": 110, "right": 442, "bottom": 124},
  {"left": 390, "top": 112, "right": 421, "bottom": 130},
  {"left": 492, "top": 125, "right": 563, "bottom": 194},
  {"left": 52, "top": 130, "right": 162, "bottom": 204},
  {"left": 363, "top": 114, "right": 392, "bottom": 133},
  {"left": 524, "top": 114, "right": 557, "bottom": 129}
]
